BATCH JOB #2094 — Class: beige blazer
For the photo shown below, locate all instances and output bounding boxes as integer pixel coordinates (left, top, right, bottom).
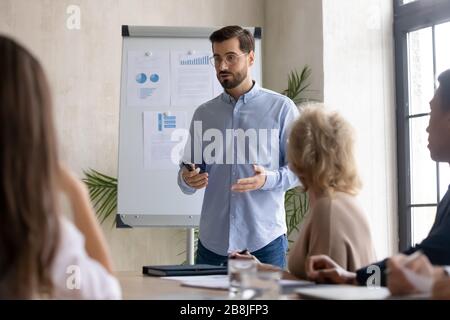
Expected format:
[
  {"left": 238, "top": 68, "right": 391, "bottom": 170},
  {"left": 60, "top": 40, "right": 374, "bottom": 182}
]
[{"left": 288, "top": 192, "right": 376, "bottom": 279}]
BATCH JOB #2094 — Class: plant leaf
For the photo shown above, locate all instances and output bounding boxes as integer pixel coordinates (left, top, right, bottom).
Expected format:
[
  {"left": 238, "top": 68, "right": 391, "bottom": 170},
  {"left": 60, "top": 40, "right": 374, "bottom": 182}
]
[
  {"left": 282, "top": 65, "right": 312, "bottom": 104},
  {"left": 82, "top": 168, "right": 118, "bottom": 226}
]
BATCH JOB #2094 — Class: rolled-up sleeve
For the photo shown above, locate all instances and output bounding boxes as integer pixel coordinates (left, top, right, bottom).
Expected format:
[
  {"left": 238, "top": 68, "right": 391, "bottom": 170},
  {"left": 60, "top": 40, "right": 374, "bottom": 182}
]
[
  {"left": 261, "top": 99, "right": 300, "bottom": 192},
  {"left": 177, "top": 166, "right": 196, "bottom": 195}
]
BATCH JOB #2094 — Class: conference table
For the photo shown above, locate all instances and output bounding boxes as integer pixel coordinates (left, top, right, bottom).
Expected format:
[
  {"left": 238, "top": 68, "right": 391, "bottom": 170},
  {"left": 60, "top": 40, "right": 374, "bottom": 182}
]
[
  {"left": 101, "top": 272, "right": 426, "bottom": 319},
  {"left": 116, "top": 271, "right": 298, "bottom": 300},
  {"left": 117, "top": 271, "right": 422, "bottom": 301}
]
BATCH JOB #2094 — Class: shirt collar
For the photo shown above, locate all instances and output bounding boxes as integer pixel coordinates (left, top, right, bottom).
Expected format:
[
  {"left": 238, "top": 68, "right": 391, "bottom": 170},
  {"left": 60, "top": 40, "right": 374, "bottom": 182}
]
[{"left": 221, "top": 81, "right": 260, "bottom": 105}]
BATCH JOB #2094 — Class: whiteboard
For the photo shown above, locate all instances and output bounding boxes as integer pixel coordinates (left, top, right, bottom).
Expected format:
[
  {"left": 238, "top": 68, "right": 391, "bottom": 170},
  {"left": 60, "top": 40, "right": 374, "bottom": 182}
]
[{"left": 117, "top": 26, "right": 262, "bottom": 227}]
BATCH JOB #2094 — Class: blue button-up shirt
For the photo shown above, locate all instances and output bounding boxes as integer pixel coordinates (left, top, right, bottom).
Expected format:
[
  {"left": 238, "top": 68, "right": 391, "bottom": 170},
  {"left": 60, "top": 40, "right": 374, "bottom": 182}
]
[{"left": 178, "top": 82, "right": 300, "bottom": 255}]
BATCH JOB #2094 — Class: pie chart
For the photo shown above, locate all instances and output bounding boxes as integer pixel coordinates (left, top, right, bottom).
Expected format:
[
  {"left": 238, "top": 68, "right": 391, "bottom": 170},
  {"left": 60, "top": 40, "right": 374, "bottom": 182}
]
[
  {"left": 150, "top": 73, "right": 160, "bottom": 83},
  {"left": 136, "top": 73, "right": 147, "bottom": 84}
]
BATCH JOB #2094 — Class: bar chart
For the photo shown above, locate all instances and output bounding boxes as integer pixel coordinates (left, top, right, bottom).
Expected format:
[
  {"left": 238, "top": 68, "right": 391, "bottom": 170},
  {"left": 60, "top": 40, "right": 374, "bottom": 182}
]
[{"left": 180, "top": 55, "right": 209, "bottom": 65}]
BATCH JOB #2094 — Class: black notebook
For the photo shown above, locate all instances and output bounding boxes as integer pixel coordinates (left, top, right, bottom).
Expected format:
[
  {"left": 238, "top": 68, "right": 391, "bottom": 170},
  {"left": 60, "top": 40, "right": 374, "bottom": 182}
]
[{"left": 142, "top": 264, "right": 228, "bottom": 277}]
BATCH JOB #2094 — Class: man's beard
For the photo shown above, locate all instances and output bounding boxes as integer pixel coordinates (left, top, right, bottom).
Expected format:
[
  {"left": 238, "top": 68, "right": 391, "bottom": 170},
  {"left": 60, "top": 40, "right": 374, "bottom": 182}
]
[{"left": 218, "top": 70, "right": 247, "bottom": 89}]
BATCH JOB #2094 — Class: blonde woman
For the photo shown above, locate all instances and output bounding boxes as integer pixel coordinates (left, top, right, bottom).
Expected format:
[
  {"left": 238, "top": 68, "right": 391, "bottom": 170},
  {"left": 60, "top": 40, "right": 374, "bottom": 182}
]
[
  {"left": 286, "top": 105, "right": 376, "bottom": 279},
  {"left": 231, "top": 105, "right": 375, "bottom": 280}
]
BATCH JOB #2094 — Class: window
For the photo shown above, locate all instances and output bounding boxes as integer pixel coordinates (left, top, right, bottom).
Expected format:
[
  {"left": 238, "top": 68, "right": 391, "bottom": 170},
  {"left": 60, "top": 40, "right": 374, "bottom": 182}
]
[{"left": 395, "top": 0, "right": 450, "bottom": 250}]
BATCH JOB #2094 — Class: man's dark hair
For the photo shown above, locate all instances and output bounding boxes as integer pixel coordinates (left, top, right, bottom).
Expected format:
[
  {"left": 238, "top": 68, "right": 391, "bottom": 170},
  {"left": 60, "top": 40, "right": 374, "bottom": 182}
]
[
  {"left": 438, "top": 69, "right": 450, "bottom": 111},
  {"left": 209, "top": 25, "right": 255, "bottom": 53}
]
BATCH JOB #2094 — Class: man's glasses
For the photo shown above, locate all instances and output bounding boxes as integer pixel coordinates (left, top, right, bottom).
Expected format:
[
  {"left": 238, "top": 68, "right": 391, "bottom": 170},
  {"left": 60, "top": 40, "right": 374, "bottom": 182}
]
[{"left": 209, "top": 52, "right": 248, "bottom": 68}]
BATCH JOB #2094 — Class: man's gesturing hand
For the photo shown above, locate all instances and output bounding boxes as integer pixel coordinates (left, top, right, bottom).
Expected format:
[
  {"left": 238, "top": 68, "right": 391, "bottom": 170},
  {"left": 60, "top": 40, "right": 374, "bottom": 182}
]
[
  {"left": 231, "top": 165, "right": 267, "bottom": 192},
  {"left": 182, "top": 165, "right": 208, "bottom": 189}
]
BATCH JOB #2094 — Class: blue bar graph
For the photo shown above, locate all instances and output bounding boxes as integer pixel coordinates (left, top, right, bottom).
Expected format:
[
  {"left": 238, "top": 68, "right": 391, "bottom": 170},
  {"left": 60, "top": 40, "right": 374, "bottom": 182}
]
[
  {"left": 180, "top": 55, "right": 209, "bottom": 65},
  {"left": 157, "top": 113, "right": 177, "bottom": 131}
]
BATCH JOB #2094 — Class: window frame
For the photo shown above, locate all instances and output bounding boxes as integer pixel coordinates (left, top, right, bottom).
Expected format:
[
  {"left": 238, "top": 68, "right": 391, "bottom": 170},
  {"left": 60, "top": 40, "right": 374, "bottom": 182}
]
[{"left": 394, "top": 0, "right": 450, "bottom": 250}]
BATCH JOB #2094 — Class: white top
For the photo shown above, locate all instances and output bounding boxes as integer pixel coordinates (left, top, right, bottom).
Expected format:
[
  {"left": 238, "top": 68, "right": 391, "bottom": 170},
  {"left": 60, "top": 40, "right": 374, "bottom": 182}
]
[{"left": 50, "top": 218, "right": 122, "bottom": 299}]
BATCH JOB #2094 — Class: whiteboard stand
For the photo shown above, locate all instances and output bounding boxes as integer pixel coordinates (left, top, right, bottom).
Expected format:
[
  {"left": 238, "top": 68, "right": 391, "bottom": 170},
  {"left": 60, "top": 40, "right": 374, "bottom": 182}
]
[
  {"left": 187, "top": 227, "right": 195, "bottom": 265},
  {"left": 117, "top": 25, "right": 262, "bottom": 267}
]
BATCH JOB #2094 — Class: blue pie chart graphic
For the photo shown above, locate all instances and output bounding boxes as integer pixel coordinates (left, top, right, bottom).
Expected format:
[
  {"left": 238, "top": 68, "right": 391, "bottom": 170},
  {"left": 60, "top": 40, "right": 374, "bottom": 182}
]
[
  {"left": 150, "top": 73, "right": 160, "bottom": 83},
  {"left": 136, "top": 73, "right": 147, "bottom": 84}
]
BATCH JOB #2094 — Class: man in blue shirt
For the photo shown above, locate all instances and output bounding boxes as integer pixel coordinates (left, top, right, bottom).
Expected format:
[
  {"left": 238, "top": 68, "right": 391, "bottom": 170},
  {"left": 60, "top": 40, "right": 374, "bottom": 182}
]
[{"left": 177, "top": 26, "right": 299, "bottom": 268}]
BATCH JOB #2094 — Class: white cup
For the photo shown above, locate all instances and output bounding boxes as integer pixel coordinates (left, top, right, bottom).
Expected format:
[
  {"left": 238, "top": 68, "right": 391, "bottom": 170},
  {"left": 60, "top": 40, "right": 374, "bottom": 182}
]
[{"left": 227, "top": 258, "right": 257, "bottom": 298}]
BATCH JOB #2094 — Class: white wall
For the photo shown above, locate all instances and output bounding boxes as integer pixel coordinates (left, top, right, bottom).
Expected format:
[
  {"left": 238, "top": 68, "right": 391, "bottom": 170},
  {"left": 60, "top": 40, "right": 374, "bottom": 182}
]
[
  {"left": 263, "top": 0, "right": 324, "bottom": 101},
  {"left": 322, "top": 0, "right": 398, "bottom": 259}
]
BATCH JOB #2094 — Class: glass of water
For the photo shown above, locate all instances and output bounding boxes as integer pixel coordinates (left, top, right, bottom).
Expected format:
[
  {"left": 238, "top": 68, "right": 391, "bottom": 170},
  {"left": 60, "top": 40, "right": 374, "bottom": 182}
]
[{"left": 228, "top": 258, "right": 257, "bottom": 298}]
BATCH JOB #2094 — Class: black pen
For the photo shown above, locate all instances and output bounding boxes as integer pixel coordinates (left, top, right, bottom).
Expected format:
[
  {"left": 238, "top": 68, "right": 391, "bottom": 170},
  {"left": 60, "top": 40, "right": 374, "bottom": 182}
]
[{"left": 181, "top": 161, "right": 195, "bottom": 172}]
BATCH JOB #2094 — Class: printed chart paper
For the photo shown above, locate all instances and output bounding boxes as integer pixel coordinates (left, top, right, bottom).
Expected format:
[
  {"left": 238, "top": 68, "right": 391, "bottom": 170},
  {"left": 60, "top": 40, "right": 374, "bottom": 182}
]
[
  {"left": 127, "top": 50, "right": 170, "bottom": 107},
  {"left": 170, "top": 50, "right": 215, "bottom": 106},
  {"left": 143, "top": 111, "right": 188, "bottom": 170}
]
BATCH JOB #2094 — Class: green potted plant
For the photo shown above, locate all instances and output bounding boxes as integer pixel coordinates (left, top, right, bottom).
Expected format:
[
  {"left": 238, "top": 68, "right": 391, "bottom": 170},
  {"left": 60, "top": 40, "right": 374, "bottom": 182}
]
[
  {"left": 281, "top": 66, "right": 311, "bottom": 243},
  {"left": 282, "top": 65, "right": 312, "bottom": 105},
  {"left": 82, "top": 169, "right": 117, "bottom": 226}
]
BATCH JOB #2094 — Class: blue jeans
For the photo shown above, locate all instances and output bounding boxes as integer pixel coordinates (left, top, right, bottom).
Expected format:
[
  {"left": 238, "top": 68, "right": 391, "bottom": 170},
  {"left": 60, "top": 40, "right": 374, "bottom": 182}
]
[{"left": 196, "top": 234, "right": 288, "bottom": 269}]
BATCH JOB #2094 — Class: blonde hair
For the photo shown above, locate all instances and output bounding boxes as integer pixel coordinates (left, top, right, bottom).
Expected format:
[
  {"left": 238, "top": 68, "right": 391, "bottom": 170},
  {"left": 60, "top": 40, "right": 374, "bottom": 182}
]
[{"left": 288, "top": 104, "right": 361, "bottom": 196}]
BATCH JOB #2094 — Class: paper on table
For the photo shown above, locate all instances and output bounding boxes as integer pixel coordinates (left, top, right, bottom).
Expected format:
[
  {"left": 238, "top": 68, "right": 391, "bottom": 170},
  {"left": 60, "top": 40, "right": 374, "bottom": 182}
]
[
  {"left": 162, "top": 275, "right": 229, "bottom": 290},
  {"left": 162, "top": 275, "right": 315, "bottom": 291},
  {"left": 295, "top": 284, "right": 391, "bottom": 300},
  {"left": 161, "top": 275, "right": 228, "bottom": 282}
]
